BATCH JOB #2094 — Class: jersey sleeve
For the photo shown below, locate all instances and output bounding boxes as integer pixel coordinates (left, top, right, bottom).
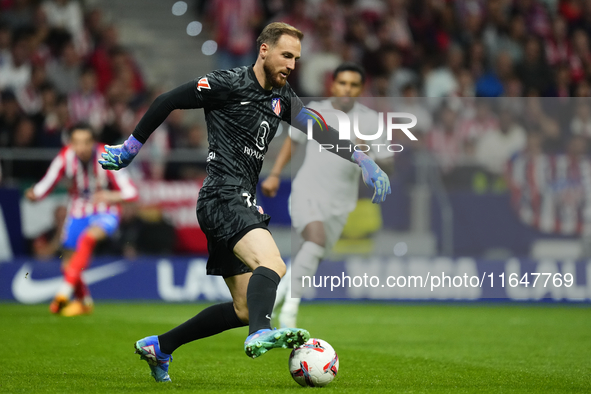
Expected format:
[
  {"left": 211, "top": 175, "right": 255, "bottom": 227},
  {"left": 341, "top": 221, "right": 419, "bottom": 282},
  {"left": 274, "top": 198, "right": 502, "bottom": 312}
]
[
  {"left": 290, "top": 100, "right": 321, "bottom": 144},
  {"left": 133, "top": 70, "right": 234, "bottom": 143},
  {"left": 289, "top": 107, "right": 356, "bottom": 161},
  {"left": 193, "top": 69, "right": 234, "bottom": 108},
  {"left": 32, "top": 148, "right": 67, "bottom": 199},
  {"left": 107, "top": 168, "right": 138, "bottom": 201},
  {"left": 281, "top": 84, "right": 304, "bottom": 124},
  {"left": 281, "top": 86, "right": 355, "bottom": 160}
]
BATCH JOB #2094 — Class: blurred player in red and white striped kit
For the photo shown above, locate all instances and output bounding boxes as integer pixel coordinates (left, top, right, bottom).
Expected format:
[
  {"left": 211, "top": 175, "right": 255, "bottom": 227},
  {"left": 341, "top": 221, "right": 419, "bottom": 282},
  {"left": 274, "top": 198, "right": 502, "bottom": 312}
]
[{"left": 25, "top": 123, "right": 138, "bottom": 316}]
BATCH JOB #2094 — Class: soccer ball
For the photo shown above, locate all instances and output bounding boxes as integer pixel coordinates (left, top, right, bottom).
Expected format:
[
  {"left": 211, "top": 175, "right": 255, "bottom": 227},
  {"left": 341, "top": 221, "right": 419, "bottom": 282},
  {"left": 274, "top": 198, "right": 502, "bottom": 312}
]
[{"left": 288, "top": 338, "right": 339, "bottom": 387}]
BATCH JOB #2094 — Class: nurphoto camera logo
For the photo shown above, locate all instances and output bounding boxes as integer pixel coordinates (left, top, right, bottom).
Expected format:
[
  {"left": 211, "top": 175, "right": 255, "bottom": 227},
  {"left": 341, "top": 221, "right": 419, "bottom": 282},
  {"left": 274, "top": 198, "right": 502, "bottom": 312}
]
[{"left": 304, "top": 107, "right": 418, "bottom": 153}]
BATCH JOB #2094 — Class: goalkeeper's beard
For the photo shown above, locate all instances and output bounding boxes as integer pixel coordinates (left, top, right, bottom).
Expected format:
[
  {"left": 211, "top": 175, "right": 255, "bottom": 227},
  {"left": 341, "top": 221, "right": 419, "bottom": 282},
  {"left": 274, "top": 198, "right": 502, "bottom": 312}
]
[{"left": 264, "top": 63, "right": 287, "bottom": 88}]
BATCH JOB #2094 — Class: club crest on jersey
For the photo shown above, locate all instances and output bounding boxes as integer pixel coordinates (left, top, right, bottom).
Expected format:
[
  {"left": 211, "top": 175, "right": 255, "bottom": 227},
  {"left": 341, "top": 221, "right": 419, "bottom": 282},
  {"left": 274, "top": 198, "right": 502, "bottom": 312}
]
[
  {"left": 272, "top": 97, "right": 281, "bottom": 117},
  {"left": 197, "top": 77, "right": 210, "bottom": 91}
]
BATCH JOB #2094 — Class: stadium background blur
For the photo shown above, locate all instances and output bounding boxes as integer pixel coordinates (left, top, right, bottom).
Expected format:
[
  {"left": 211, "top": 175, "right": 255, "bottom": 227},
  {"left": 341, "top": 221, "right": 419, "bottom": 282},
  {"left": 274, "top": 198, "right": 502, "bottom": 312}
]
[
  {"left": 1, "top": 0, "right": 591, "bottom": 263},
  {"left": 2, "top": 4, "right": 590, "bottom": 392}
]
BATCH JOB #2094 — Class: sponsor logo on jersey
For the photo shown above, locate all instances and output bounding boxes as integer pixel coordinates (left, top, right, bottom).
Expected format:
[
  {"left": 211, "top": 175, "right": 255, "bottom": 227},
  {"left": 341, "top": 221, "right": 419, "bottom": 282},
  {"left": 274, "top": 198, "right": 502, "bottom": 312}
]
[
  {"left": 197, "top": 77, "right": 211, "bottom": 91},
  {"left": 272, "top": 97, "right": 281, "bottom": 117},
  {"left": 243, "top": 146, "right": 265, "bottom": 161}
]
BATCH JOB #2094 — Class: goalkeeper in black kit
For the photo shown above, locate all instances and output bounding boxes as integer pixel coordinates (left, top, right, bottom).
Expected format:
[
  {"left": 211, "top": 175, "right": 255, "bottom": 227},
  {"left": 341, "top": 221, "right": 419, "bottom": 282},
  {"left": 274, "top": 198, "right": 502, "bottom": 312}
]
[{"left": 99, "top": 22, "right": 390, "bottom": 383}]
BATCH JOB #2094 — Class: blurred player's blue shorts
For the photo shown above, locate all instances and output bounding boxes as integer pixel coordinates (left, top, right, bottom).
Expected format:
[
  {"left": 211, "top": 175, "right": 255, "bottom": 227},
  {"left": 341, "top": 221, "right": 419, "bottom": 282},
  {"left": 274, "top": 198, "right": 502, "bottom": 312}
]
[{"left": 62, "top": 213, "right": 119, "bottom": 249}]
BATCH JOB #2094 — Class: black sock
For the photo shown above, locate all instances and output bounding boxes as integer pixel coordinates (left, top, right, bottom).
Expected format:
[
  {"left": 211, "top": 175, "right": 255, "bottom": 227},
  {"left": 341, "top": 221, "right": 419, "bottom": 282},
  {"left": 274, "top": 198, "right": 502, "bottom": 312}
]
[
  {"left": 158, "top": 301, "right": 246, "bottom": 354},
  {"left": 247, "top": 266, "right": 281, "bottom": 335}
]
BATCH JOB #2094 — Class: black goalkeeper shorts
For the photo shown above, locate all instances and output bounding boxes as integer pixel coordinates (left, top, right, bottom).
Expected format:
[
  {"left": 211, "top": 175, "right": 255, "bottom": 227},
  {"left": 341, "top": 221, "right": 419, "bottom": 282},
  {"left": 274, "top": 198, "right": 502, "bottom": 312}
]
[{"left": 197, "top": 185, "right": 271, "bottom": 277}]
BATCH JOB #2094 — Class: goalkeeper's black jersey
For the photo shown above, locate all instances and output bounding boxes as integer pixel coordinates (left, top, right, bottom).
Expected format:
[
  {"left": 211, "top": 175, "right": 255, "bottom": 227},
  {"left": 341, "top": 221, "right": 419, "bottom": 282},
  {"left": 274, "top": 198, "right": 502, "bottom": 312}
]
[
  {"left": 196, "top": 66, "right": 302, "bottom": 192},
  {"left": 132, "top": 65, "right": 355, "bottom": 195},
  {"left": 133, "top": 65, "right": 302, "bottom": 194}
]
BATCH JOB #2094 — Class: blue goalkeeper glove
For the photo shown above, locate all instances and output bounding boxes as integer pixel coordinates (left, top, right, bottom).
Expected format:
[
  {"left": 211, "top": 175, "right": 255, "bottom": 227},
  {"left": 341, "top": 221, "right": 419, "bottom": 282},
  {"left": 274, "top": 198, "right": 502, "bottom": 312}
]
[
  {"left": 98, "top": 135, "right": 143, "bottom": 170},
  {"left": 352, "top": 151, "right": 391, "bottom": 203}
]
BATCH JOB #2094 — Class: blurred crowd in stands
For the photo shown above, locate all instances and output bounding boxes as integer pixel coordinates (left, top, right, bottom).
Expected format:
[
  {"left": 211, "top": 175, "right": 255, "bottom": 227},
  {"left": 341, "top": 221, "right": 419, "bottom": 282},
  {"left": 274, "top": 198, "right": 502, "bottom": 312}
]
[
  {"left": 252, "top": 0, "right": 591, "bottom": 192},
  {"left": 2, "top": 0, "right": 591, "bottom": 255},
  {"left": 0, "top": 0, "right": 208, "bottom": 183},
  {"left": 0, "top": 1, "right": 590, "bottom": 181}
]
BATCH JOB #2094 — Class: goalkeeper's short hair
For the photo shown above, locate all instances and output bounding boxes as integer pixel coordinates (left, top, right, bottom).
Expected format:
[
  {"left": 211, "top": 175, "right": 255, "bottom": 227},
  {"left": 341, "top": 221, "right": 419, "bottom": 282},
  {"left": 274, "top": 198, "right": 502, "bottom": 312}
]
[{"left": 257, "top": 22, "right": 304, "bottom": 50}]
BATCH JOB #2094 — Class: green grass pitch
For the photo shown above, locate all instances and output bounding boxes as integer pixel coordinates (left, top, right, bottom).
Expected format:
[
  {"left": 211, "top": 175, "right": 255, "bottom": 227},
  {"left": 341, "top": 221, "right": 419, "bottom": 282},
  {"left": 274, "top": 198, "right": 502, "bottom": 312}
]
[{"left": 1, "top": 302, "right": 589, "bottom": 393}]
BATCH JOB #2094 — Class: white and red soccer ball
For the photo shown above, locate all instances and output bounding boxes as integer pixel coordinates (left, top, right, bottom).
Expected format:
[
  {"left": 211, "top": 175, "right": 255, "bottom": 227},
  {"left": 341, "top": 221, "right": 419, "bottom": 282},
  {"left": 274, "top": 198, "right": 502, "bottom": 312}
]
[{"left": 288, "top": 338, "right": 339, "bottom": 387}]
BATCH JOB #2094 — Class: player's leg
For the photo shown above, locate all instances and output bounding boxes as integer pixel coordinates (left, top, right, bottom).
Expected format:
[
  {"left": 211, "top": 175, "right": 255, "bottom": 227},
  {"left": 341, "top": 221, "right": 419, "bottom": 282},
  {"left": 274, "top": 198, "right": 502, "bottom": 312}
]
[
  {"left": 233, "top": 228, "right": 309, "bottom": 358},
  {"left": 157, "top": 273, "right": 250, "bottom": 354},
  {"left": 272, "top": 261, "right": 291, "bottom": 314},
  {"left": 223, "top": 272, "right": 251, "bottom": 323},
  {"left": 233, "top": 228, "right": 285, "bottom": 332},
  {"left": 292, "top": 221, "right": 327, "bottom": 293},
  {"left": 61, "top": 280, "right": 95, "bottom": 317},
  {"left": 134, "top": 274, "right": 250, "bottom": 383},
  {"left": 59, "top": 213, "right": 118, "bottom": 316},
  {"left": 63, "top": 224, "right": 107, "bottom": 286},
  {"left": 73, "top": 280, "right": 90, "bottom": 302},
  {"left": 58, "top": 225, "right": 105, "bottom": 315},
  {"left": 296, "top": 221, "right": 327, "bottom": 290},
  {"left": 279, "top": 221, "right": 326, "bottom": 328},
  {"left": 50, "top": 215, "right": 92, "bottom": 313},
  {"left": 49, "top": 249, "right": 73, "bottom": 314}
]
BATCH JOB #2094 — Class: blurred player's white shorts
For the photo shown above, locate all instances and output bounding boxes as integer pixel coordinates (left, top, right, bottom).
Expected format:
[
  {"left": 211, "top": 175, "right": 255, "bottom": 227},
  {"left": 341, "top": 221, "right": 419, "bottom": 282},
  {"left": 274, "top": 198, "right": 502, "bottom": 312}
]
[{"left": 289, "top": 193, "right": 349, "bottom": 256}]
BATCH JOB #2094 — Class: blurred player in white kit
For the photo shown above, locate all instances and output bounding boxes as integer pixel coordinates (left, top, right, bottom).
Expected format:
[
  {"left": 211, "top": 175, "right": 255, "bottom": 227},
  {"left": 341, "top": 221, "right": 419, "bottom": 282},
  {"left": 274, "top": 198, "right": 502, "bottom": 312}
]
[{"left": 262, "top": 62, "right": 393, "bottom": 327}]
